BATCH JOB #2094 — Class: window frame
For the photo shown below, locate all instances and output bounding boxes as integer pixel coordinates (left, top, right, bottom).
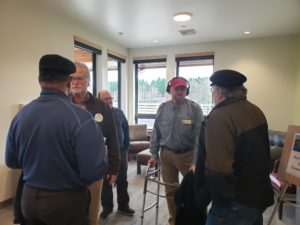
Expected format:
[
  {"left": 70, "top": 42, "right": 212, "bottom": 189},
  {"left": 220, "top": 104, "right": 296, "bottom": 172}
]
[
  {"left": 176, "top": 55, "right": 214, "bottom": 76},
  {"left": 134, "top": 58, "right": 167, "bottom": 124},
  {"left": 176, "top": 54, "right": 215, "bottom": 116},
  {"left": 74, "top": 40, "right": 102, "bottom": 96},
  {"left": 107, "top": 53, "right": 125, "bottom": 108}
]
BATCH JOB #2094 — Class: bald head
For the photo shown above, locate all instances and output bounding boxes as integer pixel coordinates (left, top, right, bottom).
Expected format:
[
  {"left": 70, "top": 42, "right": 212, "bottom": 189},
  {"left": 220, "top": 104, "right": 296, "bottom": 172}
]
[{"left": 98, "top": 89, "right": 113, "bottom": 108}]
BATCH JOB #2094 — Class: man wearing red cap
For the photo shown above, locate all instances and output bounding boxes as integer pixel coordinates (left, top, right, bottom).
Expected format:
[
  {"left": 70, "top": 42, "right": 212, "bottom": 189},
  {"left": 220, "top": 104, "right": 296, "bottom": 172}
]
[{"left": 148, "top": 77, "right": 203, "bottom": 225}]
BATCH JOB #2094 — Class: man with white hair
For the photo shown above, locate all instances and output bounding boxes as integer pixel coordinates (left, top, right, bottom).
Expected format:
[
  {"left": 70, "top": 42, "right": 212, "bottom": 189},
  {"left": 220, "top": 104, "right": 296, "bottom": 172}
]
[{"left": 69, "top": 62, "right": 120, "bottom": 225}]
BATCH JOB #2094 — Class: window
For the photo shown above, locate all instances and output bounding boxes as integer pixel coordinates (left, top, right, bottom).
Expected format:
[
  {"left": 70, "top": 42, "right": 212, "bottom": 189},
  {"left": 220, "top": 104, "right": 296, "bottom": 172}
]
[
  {"left": 134, "top": 58, "right": 167, "bottom": 128},
  {"left": 74, "top": 37, "right": 102, "bottom": 96},
  {"left": 107, "top": 52, "right": 125, "bottom": 108},
  {"left": 176, "top": 54, "right": 214, "bottom": 115}
]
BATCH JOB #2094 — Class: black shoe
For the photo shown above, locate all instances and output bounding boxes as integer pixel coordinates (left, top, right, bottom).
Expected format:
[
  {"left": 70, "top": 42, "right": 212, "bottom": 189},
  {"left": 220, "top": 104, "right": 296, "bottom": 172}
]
[
  {"left": 100, "top": 208, "right": 113, "bottom": 219},
  {"left": 117, "top": 207, "right": 135, "bottom": 216}
]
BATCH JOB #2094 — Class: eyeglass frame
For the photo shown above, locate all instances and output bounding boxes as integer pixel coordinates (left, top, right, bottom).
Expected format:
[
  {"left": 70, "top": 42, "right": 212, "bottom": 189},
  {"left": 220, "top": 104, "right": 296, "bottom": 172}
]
[
  {"left": 71, "top": 76, "right": 89, "bottom": 82},
  {"left": 102, "top": 96, "right": 114, "bottom": 101}
]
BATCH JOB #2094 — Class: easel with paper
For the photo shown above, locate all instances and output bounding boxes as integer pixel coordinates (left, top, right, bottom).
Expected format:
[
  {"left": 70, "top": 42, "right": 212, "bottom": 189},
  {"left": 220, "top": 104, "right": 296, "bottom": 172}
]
[{"left": 268, "top": 125, "right": 300, "bottom": 225}]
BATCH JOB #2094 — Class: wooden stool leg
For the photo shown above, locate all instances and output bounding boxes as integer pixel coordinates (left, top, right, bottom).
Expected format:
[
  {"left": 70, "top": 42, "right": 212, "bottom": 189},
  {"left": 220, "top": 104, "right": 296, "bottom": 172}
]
[
  {"left": 137, "top": 162, "right": 141, "bottom": 174},
  {"left": 278, "top": 201, "right": 283, "bottom": 220}
]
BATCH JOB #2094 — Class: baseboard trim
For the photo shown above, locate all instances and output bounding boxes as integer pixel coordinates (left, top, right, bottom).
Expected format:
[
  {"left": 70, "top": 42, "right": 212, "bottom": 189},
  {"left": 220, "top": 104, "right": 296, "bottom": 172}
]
[{"left": 0, "top": 198, "right": 13, "bottom": 209}]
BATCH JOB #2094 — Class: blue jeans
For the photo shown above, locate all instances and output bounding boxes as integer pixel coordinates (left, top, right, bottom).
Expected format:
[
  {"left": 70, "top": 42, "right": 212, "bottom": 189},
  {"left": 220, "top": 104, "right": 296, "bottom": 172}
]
[{"left": 206, "top": 201, "right": 264, "bottom": 225}]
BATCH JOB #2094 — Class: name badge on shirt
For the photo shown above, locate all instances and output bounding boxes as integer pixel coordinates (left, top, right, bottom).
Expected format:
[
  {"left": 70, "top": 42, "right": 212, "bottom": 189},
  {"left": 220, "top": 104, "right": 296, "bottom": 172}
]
[
  {"left": 95, "top": 113, "right": 103, "bottom": 122},
  {"left": 182, "top": 119, "right": 192, "bottom": 125}
]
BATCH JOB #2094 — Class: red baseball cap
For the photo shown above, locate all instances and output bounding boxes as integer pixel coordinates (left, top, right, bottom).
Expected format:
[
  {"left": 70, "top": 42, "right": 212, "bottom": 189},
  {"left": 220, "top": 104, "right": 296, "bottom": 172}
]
[{"left": 169, "top": 77, "right": 188, "bottom": 89}]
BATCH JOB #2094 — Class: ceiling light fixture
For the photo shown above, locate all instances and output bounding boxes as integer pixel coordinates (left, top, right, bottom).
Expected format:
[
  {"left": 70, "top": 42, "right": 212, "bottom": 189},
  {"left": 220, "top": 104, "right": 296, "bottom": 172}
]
[
  {"left": 244, "top": 31, "right": 251, "bottom": 34},
  {"left": 153, "top": 40, "right": 158, "bottom": 43},
  {"left": 173, "top": 12, "right": 192, "bottom": 22}
]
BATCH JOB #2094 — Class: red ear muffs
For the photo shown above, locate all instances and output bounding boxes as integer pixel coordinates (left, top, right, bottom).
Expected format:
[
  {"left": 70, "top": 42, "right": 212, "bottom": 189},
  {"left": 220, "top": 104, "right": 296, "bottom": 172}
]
[{"left": 166, "top": 77, "right": 190, "bottom": 96}]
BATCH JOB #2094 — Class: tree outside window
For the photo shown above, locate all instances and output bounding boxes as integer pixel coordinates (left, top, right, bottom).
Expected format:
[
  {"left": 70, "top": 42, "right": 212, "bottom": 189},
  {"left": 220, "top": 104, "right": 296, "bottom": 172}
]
[
  {"left": 176, "top": 55, "right": 214, "bottom": 115},
  {"left": 134, "top": 59, "right": 166, "bottom": 128}
]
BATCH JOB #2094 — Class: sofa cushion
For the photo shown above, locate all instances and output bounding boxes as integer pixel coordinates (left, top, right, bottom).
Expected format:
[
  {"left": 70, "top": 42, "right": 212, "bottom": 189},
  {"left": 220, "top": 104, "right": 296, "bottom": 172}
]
[
  {"left": 269, "top": 130, "right": 286, "bottom": 163},
  {"left": 270, "top": 146, "right": 282, "bottom": 161},
  {"left": 137, "top": 149, "right": 152, "bottom": 165},
  {"left": 129, "top": 141, "right": 150, "bottom": 152},
  {"left": 269, "top": 130, "right": 285, "bottom": 148},
  {"left": 129, "top": 124, "right": 148, "bottom": 141}
]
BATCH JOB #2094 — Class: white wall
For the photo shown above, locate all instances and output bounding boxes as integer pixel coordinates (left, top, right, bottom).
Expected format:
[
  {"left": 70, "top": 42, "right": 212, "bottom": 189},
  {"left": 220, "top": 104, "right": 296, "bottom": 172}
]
[
  {"left": 0, "top": 0, "right": 128, "bottom": 202},
  {"left": 294, "top": 34, "right": 300, "bottom": 125},
  {"left": 128, "top": 35, "right": 300, "bottom": 131}
]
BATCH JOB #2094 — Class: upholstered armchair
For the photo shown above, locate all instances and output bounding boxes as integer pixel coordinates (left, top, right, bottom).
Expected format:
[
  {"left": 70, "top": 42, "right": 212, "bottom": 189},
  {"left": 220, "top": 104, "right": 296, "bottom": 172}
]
[{"left": 128, "top": 124, "right": 150, "bottom": 160}]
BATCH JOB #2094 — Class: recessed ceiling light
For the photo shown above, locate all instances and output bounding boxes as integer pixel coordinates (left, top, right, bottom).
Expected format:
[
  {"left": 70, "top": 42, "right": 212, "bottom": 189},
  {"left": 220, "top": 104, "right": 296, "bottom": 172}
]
[
  {"left": 244, "top": 31, "right": 251, "bottom": 34},
  {"left": 173, "top": 12, "right": 192, "bottom": 22},
  {"left": 153, "top": 40, "right": 158, "bottom": 43}
]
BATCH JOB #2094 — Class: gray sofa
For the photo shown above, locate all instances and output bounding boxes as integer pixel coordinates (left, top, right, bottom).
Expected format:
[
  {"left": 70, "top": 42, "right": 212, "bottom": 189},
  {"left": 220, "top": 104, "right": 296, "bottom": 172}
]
[{"left": 269, "top": 129, "right": 286, "bottom": 162}]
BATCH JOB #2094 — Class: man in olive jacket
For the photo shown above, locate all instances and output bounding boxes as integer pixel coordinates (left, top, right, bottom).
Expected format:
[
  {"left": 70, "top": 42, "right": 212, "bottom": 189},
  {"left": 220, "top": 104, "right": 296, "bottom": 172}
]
[{"left": 201, "top": 70, "right": 274, "bottom": 225}]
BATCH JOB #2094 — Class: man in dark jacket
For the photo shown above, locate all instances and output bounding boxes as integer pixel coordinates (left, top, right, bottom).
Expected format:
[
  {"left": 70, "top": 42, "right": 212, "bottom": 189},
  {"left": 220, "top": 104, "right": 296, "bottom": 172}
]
[
  {"left": 201, "top": 70, "right": 274, "bottom": 225},
  {"left": 70, "top": 62, "right": 120, "bottom": 225}
]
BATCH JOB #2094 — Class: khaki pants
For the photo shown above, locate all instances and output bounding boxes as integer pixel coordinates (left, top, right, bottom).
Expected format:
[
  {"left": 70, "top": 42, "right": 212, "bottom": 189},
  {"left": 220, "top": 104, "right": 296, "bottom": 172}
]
[
  {"left": 88, "top": 179, "right": 103, "bottom": 225},
  {"left": 160, "top": 148, "right": 194, "bottom": 225}
]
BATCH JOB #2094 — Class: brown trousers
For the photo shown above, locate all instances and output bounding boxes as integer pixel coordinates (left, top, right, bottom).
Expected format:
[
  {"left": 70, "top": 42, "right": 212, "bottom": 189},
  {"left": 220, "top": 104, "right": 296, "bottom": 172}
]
[
  {"left": 22, "top": 184, "right": 90, "bottom": 225},
  {"left": 160, "top": 147, "right": 194, "bottom": 225}
]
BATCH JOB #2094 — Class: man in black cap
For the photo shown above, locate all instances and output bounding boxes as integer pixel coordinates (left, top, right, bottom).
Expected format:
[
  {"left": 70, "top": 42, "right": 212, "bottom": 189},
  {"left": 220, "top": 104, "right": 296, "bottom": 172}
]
[
  {"left": 5, "top": 54, "right": 108, "bottom": 225},
  {"left": 198, "top": 69, "right": 274, "bottom": 225}
]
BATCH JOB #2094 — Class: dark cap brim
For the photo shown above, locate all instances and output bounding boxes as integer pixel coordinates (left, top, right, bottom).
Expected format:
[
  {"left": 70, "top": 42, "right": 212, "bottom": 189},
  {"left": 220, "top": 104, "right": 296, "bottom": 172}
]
[{"left": 210, "top": 69, "right": 247, "bottom": 87}]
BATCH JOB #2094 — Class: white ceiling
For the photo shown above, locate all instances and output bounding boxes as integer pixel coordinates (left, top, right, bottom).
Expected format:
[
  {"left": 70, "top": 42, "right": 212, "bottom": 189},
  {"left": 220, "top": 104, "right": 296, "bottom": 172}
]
[{"left": 31, "top": 0, "right": 300, "bottom": 49}]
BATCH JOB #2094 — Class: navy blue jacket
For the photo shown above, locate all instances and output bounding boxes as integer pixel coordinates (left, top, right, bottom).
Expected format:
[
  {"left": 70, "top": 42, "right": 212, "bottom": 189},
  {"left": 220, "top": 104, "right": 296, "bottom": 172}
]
[
  {"left": 5, "top": 89, "right": 108, "bottom": 190},
  {"left": 112, "top": 107, "right": 130, "bottom": 150}
]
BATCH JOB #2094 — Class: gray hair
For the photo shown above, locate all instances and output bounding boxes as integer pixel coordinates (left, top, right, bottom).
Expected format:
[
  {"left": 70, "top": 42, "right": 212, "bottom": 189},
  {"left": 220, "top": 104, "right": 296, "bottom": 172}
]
[
  {"left": 218, "top": 85, "right": 248, "bottom": 99},
  {"left": 74, "top": 62, "right": 90, "bottom": 82},
  {"left": 98, "top": 89, "right": 112, "bottom": 99}
]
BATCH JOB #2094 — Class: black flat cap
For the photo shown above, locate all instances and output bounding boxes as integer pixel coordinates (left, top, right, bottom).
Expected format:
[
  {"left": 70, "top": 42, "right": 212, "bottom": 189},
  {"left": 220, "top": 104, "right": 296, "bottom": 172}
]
[
  {"left": 210, "top": 69, "right": 247, "bottom": 87},
  {"left": 39, "top": 54, "right": 76, "bottom": 76}
]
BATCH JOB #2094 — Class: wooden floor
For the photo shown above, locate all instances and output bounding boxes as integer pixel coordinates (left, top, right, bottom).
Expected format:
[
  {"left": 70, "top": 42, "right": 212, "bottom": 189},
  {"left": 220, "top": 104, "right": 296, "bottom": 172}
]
[{"left": 0, "top": 160, "right": 290, "bottom": 225}]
